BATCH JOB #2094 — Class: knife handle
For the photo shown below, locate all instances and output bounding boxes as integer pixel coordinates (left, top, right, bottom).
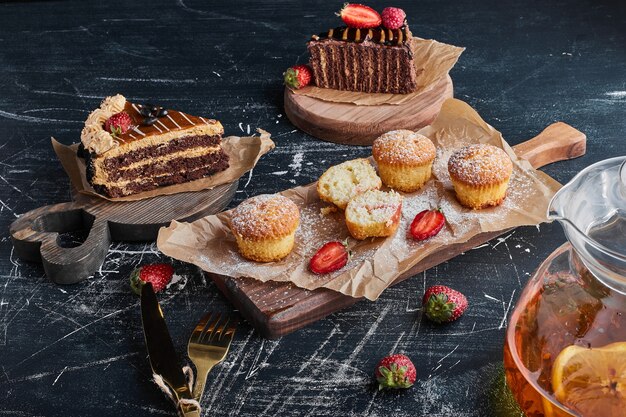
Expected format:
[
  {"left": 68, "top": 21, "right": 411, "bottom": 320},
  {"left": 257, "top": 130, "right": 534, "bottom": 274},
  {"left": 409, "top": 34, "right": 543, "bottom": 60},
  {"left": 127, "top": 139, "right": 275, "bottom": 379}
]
[
  {"left": 180, "top": 405, "right": 201, "bottom": 417},
  {"left": 177, "top": 380, "right": 201, "bottom": 417}
]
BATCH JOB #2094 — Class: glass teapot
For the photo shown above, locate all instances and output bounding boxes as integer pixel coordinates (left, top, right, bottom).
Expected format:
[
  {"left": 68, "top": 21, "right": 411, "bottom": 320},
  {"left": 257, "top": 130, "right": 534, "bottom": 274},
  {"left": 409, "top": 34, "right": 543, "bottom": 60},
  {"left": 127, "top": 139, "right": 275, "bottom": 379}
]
[{"left": 504, "top": 156, "right": 626, "bottom": 417}]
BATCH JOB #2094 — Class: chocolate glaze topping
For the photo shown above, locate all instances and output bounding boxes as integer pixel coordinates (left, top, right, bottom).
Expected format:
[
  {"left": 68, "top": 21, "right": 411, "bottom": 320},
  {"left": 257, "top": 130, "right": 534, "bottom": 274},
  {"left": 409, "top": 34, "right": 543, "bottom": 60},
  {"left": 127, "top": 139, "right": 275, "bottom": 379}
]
[
  {"left": 114, "top": 101, "right": 221, "bottom": 145},
  {"left": 311, "top": 25, "right": 409, "bottom": 46}
]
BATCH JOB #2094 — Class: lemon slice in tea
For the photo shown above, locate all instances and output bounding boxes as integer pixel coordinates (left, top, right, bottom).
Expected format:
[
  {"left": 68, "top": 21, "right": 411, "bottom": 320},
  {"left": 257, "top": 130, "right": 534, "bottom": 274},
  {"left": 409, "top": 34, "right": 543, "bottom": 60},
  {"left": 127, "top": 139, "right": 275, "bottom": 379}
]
[{"left": 552, "top": 342, "right": 626, "bottom": 416}]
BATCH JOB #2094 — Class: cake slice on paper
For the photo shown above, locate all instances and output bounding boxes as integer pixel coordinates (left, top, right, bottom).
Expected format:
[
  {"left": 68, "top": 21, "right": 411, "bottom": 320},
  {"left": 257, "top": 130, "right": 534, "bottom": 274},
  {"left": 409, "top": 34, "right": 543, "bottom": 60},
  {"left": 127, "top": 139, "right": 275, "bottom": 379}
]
[
  {"left": 306, "top": 4, "right": 438, "bottom": 94},
  {"left": 79, "top": 94, "right": 229, "bottom": 198}
]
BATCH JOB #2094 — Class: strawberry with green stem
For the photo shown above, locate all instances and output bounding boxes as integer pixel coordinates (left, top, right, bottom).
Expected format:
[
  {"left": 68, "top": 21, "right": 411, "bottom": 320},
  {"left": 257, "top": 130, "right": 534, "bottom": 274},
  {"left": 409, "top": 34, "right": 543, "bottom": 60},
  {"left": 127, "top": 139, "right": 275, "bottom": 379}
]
[
  {"left": 284, "top": 65, "right": 313, "bottom": 89},
  {"left": 422, "top": 285, "right": 468, "bottom": 323},
  {"left": 104, "top": 111, "right": 132, "bottom": 137},
  {"left": 375, "top": 354, "right": 416, "bottom": 390}
]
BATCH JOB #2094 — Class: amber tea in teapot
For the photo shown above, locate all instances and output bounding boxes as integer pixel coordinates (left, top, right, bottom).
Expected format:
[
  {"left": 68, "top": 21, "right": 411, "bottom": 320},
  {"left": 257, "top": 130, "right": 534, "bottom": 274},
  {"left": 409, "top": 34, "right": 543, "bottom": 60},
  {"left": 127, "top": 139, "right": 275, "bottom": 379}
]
[{"left": 504, "top": 157, "right": 626, "bottom": 417}]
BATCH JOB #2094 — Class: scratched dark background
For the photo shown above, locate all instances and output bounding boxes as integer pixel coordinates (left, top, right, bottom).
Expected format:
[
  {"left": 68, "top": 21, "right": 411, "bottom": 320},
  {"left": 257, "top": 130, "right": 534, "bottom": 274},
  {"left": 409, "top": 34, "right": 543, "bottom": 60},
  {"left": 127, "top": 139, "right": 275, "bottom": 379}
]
[{"left": 0, "top": 0, "right": 625, "bottom": 416}]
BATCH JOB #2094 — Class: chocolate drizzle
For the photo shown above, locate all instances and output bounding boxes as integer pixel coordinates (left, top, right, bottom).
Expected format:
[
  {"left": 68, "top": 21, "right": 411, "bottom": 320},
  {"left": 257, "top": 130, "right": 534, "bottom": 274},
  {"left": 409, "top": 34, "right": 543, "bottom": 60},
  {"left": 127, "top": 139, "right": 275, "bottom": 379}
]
[
  {"left": 311, "top": 25, "right": 409, "bottom": 46},
  {"left": 112, "top": 101, "right": 222, "bottom": 146}
]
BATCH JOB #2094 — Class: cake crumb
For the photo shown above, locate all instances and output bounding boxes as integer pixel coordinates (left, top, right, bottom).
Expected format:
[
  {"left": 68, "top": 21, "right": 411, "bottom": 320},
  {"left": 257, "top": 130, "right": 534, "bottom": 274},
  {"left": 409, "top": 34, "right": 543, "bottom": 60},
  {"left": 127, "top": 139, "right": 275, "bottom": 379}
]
[{"left": 320, "top": 206, "right": 337, "bottom": 216}]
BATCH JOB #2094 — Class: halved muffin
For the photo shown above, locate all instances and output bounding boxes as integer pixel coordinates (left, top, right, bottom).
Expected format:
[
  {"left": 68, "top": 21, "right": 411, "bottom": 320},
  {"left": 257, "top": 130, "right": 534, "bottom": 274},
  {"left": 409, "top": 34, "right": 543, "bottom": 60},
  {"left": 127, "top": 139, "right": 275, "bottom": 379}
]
[
  {"left": 345, "top": 190, "right": 403, "bottom": 240},
  {"left": 372, "top": 130, "right": 436, "bottom": 192},
  {"left": 317, "top": 159, "right": 382, "bottom": 210},
  {"left": 447, "top": 144, "right": 513, "bottom": 209},
  {"left": 229, "top": 194, "right": 300, "bottom": 262}
]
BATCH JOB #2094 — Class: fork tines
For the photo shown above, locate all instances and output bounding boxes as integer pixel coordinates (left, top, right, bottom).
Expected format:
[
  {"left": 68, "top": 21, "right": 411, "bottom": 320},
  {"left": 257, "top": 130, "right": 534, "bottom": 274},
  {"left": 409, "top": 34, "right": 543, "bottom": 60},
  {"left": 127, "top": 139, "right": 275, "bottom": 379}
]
[{"left": 190, "top": 312, "right": 238, "bottom": 345}]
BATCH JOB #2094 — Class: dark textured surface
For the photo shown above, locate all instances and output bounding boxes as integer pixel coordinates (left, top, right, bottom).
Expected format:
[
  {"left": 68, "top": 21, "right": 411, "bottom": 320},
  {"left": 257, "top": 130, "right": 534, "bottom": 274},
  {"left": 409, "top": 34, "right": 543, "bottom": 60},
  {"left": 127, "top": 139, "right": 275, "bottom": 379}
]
[{"left": 0, "top": 0, "right": 624, "bottom": 416}]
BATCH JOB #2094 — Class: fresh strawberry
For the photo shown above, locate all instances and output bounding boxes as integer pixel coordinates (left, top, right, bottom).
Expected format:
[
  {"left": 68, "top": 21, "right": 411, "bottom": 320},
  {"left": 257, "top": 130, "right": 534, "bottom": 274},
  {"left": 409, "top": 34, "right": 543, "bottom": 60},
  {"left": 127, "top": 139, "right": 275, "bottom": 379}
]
[
  {"left": 309, "top": 241, "right": 349, "bottom": 274},
  {"left": 104, "top": 111, "right": 132, "bottom": 136},
  {"left": 409, "top": 208, "right": 445, "bottom": 241},
  {"left": 422, "top": 285, "right": 468, "bottom": 323},
  {"left": 375, "top": 353, "right": 416, "bottom": 390},
  {"left": 130, "top": 263, "right": 174, "bottom": 295},
  {"left": 381, "top": 7, "right": 406, "bottom": 30},
  {"left": 284, "top": 65, "right": 313, "bottom": 89},
  {"left": 338, "top": 3, "right": 382, "bottom": 29}
]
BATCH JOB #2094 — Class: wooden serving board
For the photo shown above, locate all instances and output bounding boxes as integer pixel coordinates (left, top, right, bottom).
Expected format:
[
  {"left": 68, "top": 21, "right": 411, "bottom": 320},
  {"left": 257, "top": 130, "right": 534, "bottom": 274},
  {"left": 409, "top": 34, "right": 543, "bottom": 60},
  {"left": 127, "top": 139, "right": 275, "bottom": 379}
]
[
  {"left": 210, "top": 122, "right": 587, "bottom": 338},
  {"left": 284, "top": 75, "right": 453, "bottom": 146},
  {"left": 10, "top": 181, "right": 238, "bottom": 285}
]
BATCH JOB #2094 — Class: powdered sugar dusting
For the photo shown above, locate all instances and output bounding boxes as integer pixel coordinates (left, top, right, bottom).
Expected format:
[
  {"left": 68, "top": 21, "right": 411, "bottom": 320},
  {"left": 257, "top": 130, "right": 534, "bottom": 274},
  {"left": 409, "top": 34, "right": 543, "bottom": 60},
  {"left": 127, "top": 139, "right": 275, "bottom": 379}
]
[
  {"left": 230, "top": 194, "right": 299, "bottom": 238},
  {"left": 163, "top": 147, "right": 551, "bottom": 301},
  {"left": 447, "top": 144, "right": 512, "bottom": 185},
  {"left": 438, "top": 156, "right": 538, "bottom": 237},
  {"left": 373, "top": 130, "right": 436, "bottom": 165},
  {"left": 161, "top": 113, "right": 556, "bottom": 301},
  {"left": 166, "top": 273, "right": 188, "bottom": 291}
]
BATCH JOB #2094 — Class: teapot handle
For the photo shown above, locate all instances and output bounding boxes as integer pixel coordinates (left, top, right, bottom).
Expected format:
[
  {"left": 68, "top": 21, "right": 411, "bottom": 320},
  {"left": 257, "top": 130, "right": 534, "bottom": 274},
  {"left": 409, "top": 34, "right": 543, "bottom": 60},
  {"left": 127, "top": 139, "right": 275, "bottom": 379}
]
[{"left": 512, "top": 122, "right": 586, "bottom": 169}]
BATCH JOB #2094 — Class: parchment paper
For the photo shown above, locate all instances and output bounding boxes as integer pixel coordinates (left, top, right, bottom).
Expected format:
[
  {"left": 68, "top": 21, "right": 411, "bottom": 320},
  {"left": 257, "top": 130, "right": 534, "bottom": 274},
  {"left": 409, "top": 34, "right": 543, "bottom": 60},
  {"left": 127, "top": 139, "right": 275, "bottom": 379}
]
[
  {"left": 157, "top": 99, "right": 561, "bottom": 301},
  {"left": 290, "top": 38, "right": 465, "bottom": 106},
  {"left": 51, "top": 130, "right": 275, "bottom": 202}
]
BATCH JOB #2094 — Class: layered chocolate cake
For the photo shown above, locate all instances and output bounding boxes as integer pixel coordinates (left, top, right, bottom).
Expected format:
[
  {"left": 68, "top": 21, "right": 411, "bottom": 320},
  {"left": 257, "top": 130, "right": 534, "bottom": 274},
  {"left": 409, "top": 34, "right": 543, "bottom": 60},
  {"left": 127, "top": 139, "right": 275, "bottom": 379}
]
[
  {"left": 303, "top": 5, "right": 423, "bottom": 95},
  {"left": 79, "top": 94, "right": 229, "bottom": 198},
  {"left": 308, "top": 25, "right": 419, "bottom": 94}
]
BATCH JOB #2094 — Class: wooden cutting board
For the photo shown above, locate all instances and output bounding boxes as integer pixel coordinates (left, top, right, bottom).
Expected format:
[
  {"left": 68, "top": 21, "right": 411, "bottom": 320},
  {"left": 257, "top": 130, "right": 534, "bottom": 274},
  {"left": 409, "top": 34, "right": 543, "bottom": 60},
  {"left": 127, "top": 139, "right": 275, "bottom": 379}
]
[
  {"left": 284, "top": 76, "right": 453, "bottom": 146},
  {"left": 210, "top": 122, "right": 587, "bottom": 338},
  {"left": 10, "top": 181, "right": 238, "bottom": 285}
]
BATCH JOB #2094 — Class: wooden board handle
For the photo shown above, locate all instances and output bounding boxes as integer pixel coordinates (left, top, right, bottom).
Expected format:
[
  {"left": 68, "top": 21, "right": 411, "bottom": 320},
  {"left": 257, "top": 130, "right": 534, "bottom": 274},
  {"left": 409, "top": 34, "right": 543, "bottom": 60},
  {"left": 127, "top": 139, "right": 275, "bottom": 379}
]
[
  {"left": 9, "top": 202, "right": 111, "bottom": 284},
  {"left": 512, "top": 122, "right": 586, "bottom": 169}
]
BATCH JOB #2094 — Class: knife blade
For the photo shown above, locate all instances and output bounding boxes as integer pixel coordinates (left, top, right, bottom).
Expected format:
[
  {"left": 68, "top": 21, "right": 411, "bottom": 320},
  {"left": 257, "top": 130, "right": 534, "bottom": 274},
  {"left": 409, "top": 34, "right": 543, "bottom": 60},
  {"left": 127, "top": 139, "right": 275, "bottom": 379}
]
[{"left": 141, "top": 282, "right": 200, "bottom": 417}]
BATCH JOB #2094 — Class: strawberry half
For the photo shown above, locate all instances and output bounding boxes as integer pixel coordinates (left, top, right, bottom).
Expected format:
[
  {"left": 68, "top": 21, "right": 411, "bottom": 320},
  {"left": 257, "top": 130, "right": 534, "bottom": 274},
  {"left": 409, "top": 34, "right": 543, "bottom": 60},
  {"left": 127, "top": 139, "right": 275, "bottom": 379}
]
[
  {"left": 284, "top": 65, "right": 313, "bottom": 89},
  {"left": 375, "top": 353, "right": 416, "bottom": 390},
  {"left": 422, "top": 285, "right": 468, "bottom": 323},
  {"left": 309, "top": 241, "right": 349, "bottom": 274},
  {"left": 130, "top": 263, "right": 174, "bottom": 295},
  {"left": 409, "top": 208, "right": 445, "bottom": 241},
  {"left": 338, "top": 4, "right": 382, "bottom": 29},
  {"left": 104, "top": 111, "right": 132, "bottom": 136}
]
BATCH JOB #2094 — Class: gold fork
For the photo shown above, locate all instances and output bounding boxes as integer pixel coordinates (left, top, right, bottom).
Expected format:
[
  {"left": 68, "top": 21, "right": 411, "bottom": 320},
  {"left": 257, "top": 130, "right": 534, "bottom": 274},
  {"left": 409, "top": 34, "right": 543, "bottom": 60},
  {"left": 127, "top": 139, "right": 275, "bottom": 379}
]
[{"left": 187, "top": 312, "right": 238, "bottom": 401}]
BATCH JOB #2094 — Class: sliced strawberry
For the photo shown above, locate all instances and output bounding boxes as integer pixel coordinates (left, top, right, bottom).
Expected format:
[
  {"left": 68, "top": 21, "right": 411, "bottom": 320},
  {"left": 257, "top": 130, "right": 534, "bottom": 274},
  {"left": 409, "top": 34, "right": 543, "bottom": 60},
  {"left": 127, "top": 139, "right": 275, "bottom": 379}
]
[
  {"left": 338, "top": 4, "right": 382, "bottom": 29},
  {"left": 409, "top": 209, "right": 445, "bottom": 241},
  {"left": 309, "top": 241, "right": 349, "bottom": 274}
]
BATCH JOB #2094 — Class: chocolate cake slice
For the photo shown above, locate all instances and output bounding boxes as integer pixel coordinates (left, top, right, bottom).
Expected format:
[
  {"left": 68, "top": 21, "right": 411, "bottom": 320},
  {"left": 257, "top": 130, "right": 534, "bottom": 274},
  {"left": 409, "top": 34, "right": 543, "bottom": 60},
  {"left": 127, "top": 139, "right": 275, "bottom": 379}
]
[
  {"left": 308, "top": 25, "right": 419, "bottom": 94},
  {"left": 80, "top": 94, "right": 229, "bottom": 198}
]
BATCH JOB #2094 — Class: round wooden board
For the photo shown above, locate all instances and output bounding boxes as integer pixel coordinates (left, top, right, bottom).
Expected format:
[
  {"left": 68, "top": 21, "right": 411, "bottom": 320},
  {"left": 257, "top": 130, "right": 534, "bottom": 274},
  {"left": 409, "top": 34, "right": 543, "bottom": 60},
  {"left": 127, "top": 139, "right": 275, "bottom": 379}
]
[{"left": 284, "top": 75, "right": 453, "bottom": 146}]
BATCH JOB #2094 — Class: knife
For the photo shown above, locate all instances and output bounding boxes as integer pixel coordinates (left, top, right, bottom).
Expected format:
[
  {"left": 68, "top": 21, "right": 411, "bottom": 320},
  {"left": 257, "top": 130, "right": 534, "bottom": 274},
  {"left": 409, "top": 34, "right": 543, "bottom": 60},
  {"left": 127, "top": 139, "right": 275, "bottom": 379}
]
[{"left": 141, "top": 282, "right": 200, "bottom": 417}]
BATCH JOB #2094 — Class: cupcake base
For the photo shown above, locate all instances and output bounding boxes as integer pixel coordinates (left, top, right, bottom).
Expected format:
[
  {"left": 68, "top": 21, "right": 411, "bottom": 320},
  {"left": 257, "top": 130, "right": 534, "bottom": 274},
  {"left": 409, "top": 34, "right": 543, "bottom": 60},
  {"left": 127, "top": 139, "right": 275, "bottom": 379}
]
[
  {"left": 450, "top": 179, "right": 509, "bottom": 210},
  {"left": 378, "top": 162, "right": 433, "bottom": 193},
  {"left": 234, "top": 231, "right": 297, "bottom": 262}
]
